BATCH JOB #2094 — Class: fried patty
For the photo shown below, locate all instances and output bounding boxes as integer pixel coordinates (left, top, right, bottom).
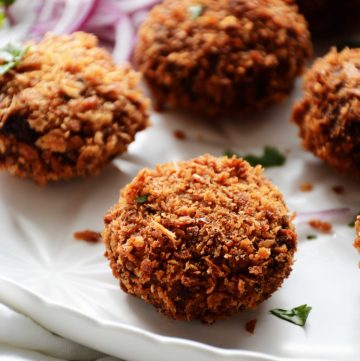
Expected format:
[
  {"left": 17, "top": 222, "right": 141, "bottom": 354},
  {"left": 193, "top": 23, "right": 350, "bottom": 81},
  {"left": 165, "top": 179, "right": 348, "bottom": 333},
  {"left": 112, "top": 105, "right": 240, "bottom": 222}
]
[
  {"left": 104, "top": 154, "right": 297, "bottom": 323},
  {"left": 355, "top": 216, "right": 360, "bottom": 255},
  {"left": 292, "top": 48, "right": 360, "bottom": 178},
  {"left": 0, "top": 32, "right": 149, "bottom": 185},
  {"left": 134, "top": 0, "right": 312, "bottom": 116}
]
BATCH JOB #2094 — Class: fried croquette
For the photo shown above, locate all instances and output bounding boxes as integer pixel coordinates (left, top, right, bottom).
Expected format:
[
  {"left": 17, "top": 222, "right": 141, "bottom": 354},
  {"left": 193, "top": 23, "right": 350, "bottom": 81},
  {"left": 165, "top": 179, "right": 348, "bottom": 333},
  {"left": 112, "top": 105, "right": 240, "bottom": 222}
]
[
  {"left": 355, "top": 216, "right": 360, "bottom": 255},
  {"left": 292, "top": 48, "right": 360, "bottom": 178},
  {"left": 134, "top": 0, "right": 312, "bottom": 116},
  {"left": 103, "top": 154, "right": 297, "bottom": 323},
  {"left": 0, "top": 32, "right": 149, "bottom": 185}
]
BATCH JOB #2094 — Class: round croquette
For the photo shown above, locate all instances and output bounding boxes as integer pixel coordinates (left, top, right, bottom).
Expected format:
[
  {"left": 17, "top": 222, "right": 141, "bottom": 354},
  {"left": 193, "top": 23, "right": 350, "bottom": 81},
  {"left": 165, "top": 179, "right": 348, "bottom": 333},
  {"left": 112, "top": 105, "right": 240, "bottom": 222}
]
[
  {"left": 292, "top": 48, "right": 360, "bottom": 178},
  {"left": 103, "top": 154, "right": 297, "bottom": 323},
  {"left": 295, "top": 0, "right": 360, "bottom": 36},
  {"left": 134, "top": 0, "right": 312, "bottom": 116},
  {"left": 355, "top": 215, "right": 360, "bottom": 255},
  {"left": 0, "top": 32, "right": 149, "bottom": 185}
]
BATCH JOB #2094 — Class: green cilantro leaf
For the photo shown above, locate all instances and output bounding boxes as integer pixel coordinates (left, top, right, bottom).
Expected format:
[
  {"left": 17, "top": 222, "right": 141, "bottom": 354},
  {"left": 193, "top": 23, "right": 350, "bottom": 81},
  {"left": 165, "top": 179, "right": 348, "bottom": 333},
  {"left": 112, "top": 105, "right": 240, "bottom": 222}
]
[
  {"left": 223, "top": 149, "right": 240, "bottom": 158},
  {"left": 0, "top": 0, "right": 15, "bottom": 28},
  {"left": 0, "top": 11, "right": 5, "bottom": 27},
  {"left": 188, "top": 4, "right": 204, "bottom": 19},
  {"left": 0, "top": 43, "right": 28, "bottom": 75},
  {"left": 136, "top": 194, "right": 149, "bottom": 204},
  {"left": 270, "top": 304, "right": 312, "bottom": 326},
  {"left": 307, "top": 234, "right": 317, "bottom": 240},
  {"left": 348, "top": 213, "right": 359, "bottom": 227},
  {"left": 0, "top": 0, "right": 16, "bottom": 5},
  {"left": 224, "top": 146, "right": 286, "bottom": 168}
]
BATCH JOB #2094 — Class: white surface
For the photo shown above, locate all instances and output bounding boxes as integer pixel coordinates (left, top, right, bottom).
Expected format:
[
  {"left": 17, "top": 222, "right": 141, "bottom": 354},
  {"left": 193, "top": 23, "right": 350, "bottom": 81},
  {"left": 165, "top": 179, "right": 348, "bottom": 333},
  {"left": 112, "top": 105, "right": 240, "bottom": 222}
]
[
  {"left": 0, "top": 303, "right": 104, "bottom": 360},
  {"left": 0, "top": 80, "right": 359, "bottom": 361}
]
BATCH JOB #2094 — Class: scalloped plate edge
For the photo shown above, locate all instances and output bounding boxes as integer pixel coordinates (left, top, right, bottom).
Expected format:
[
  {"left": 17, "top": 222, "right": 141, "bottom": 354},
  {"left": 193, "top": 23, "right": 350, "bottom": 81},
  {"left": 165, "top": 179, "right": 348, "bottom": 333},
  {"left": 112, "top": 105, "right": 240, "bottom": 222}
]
[{"left": 0, "top": 276, "right": 324, "bottom": 361}]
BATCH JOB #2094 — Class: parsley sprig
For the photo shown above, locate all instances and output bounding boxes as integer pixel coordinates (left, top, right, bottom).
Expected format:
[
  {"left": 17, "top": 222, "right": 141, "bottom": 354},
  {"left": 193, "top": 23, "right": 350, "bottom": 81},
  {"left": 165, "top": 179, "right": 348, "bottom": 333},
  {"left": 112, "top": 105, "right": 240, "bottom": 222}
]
[
  {"left": 270, "top": 304, "right": 312, "bottom": 326},
  {"left": 188, "top": 4, "right": 204, "bottom": 19},
  {"left": 0, "top": 0, "right": 15, "bottom": 28},
  {"left": 136, "top": 194, "right": 149, "bottom": 204},
  {"left": 0, "top": 43, "right": 28, "bottom": 75},
  {"left": 224, "top": 146, "right": 286, "bottom": 168}
]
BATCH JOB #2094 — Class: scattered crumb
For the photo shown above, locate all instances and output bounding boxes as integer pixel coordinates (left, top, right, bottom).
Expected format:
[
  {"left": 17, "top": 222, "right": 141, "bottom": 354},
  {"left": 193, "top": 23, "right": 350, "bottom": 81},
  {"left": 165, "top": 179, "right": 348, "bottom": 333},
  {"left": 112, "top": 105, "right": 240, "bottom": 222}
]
[
  {"left": 245, "top": 319, "right": 257, "bottom": 334},
  {"left": 309, "top": 219, "right": 332, "bottom": 233},
  {"left": 332, "top": 185, "right": 345, "bottom": 194},
  {"left": 354, "top": 215, "right": 360, "bottom": 254},
  {"left": 74, "top": 230, "right": 102, "bottom": 243},
  {"left": 300, "top": 182, "right": 313, "bottom": 192},
  {"left": 173, "top": 129, "right": 186, "bottom": 140}
]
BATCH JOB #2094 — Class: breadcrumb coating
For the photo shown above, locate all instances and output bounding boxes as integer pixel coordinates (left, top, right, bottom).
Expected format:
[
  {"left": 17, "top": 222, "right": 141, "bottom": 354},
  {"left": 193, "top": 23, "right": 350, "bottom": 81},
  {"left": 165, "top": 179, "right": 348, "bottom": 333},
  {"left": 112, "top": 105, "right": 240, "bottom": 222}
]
[
  {"left": 104, "top": 154, "right": 297, "bottom": 323},
  {"left": 0, "top": 32, "right": 149, "bottom": 185},
  {"left": 134, "top": 0, "right": 312, "bottom": 116},
  {"left": 355, "top": 216, "right": 360, "bottom": 255},
  {"left": 292, "top": 48, "right": 360, "bottom": 178}
]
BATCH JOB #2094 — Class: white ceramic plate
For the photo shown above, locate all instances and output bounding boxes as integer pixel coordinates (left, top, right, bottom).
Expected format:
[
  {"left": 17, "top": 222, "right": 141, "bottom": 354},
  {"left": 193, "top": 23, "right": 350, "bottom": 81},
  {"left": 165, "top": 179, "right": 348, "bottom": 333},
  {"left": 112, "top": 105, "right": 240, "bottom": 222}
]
[{"left": 0, "top": 80, "right": 359, "bottom": 361}]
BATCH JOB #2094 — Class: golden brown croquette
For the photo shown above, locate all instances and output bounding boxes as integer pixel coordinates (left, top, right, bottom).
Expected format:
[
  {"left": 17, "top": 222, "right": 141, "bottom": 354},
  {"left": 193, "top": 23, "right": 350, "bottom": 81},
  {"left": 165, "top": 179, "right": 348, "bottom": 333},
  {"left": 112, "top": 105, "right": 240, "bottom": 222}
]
[
  {"left": 355, "top": 216, "right": 360, "bottom": 255},
  {"left": 134, "top": 0, "right": 312, "bottom": 116},
  {"left": 103, "top": 154, "right": 297, "bottom": 323},
  {"left": 0, "top": 32, "right": 149, "bottom": 185},
  {"left": 292, "top": 48, "right": 360, "bottom": 178}
]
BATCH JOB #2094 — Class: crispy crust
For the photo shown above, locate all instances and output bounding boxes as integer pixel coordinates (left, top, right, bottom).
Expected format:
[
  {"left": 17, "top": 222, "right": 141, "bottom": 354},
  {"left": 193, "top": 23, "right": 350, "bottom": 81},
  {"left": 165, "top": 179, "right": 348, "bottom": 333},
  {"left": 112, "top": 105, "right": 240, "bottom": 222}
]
[
  {"left": 103, "top": 154, "right": 297, "bottom": 323},
  {"left": 0, "top": 32, "right": 150, "bottom": 185},
  {"left": 355, "top": 216, "right": 360, "bottom": 254},
  {"left": 134, "top": 0, "right": 312, "bottom": 116},
  {"left": 292, "top": 48, "right": 360, "bottom": 178}
]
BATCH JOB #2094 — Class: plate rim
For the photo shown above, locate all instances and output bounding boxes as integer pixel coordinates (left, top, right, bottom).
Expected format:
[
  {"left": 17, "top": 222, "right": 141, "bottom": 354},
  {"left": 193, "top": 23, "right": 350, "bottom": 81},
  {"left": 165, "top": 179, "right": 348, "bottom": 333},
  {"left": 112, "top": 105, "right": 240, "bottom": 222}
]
[{"left": 0, "top": 276, "right": 325, "bottom": 361}]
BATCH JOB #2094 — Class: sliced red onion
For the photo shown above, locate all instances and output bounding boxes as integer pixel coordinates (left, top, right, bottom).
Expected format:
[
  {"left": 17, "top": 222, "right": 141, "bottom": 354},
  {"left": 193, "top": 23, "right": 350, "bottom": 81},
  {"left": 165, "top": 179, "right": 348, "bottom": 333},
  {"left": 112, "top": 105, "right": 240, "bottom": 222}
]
[
  {"left": 3, "top": 0, "right": 160, "bottom": 63},
  {"left": 131, "top": 8, "right": 150, "bottom": 30},
  {"left": 117, "top": 0, "right": 160, "bottom": 13},
  {"left": 82, "top": 0, "right": 122, "bottom": 44},
  {"left": 112, "top": 12, "right": 134, "bottom": 64},
  {"left": 30, "top": 0, "right": 65, "bottom": 38},
  {"left": 294, "top": 207, "right": 351, "bottom": 224}
]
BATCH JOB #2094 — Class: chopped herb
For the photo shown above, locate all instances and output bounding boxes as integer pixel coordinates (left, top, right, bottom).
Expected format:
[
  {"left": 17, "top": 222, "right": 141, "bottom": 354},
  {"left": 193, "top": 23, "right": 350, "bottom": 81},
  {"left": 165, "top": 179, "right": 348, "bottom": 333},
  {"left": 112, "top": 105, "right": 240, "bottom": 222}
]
[
  {"left": 136, "top": 194, "right": 149, "bottom": 204},
  {"left": 270, "top": 304, "right": 312, "bottom": 326},
  {"left": 0, "top": 43, "right": 28, "bottom": 75},
  {"left": 307, "top": 234, "right": 317, "bottom": 240},
  {"left": 348, "top": 212, "right": 360, "bottom": 227},
  {"left": 0, "top": 11, "right": 4, "bottom": 27},
  {"left": 188, "top": 4, "right": 204, "bottom": 19},
  {"left": 223, "top": 149, "right": 240, "bottom": 158},
  {"left": 0, "top": 0, "right": 15, "bottom": 28},
  {"left": 0, "top": 0, "right": 16, "bottom": 5},
  {"left": 224, "top": 146, "right": 286, "bottom": 168}
]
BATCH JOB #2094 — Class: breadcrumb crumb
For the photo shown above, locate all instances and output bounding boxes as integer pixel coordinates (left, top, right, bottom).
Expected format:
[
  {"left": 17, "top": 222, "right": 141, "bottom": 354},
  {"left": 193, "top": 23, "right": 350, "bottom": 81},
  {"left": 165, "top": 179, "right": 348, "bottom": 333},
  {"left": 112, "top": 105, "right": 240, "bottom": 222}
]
[
  {"left": 300, "top": 182, "right": 313, "bottom": 192},
  {"left": 74, "top": 230, "right": 102, "bottom": 243},
  {"left": 309, "top": 219, "right": 332, "bottom": 233},
  {"left": 245, "top": 319, "right": 257, "bottom": 334},
  {"left": 173, "top": 129, "right": 186, "bottom": 140}
]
